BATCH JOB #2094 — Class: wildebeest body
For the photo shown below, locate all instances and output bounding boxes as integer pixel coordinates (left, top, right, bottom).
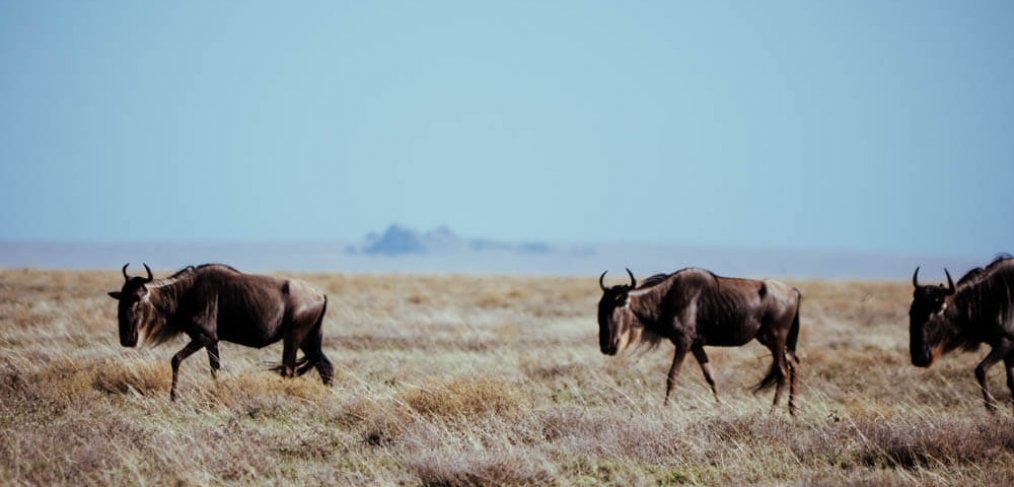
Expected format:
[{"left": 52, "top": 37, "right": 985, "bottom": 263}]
[
  {"left": 180, "top": 272, "right": 301, "bottom": 347},
  {"left": 598, "top": 268, "right": 801, "bottom": 414},
  {"left": 690, "top": 280, "right": 772, "bottom": 346},
  {"left": 108, "top": 263, "right": 333, "bottom": 400},
  {"left": 909, "top": 255, "right": 1014, "bottom": 412}
]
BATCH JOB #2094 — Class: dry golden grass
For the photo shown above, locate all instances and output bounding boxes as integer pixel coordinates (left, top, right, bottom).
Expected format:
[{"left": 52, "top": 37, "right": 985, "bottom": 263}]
[
  {"left": 2, "top": 269, "right": 1013, "bottom": 485},
  {"left": 401, "top": 375, "right": 526, "bottom": 419}
]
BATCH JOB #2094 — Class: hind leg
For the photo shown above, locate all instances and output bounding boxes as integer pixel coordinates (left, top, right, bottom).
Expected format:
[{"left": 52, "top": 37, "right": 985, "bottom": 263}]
[
  {"left": 280, "top": 334, "right": 300, "bottom": 378},
  {"left": 1003, "top": 353, "right": 1014, "bottom": 414},
  {"left": 767, "top": 340, "right": 790, "bottom": 412},
  {"left": 770, "top": 357, "right": 789, "bottom": 412},
  {"left": 206, "top": 342, "right": 221, "bottom": 379},
  {"left": 279, "top": 309, "right": 317, "bottom": 379},
  {"left": 757, "top": 327, "right": 791, "bottom": 414},
  {"left": 787, "top": 350, "right": 800, "bottom": 416},
  {"left": 299, "top": 325, "right": 333, "bottom": 386},
  {"left": 314, "top": 350, "right": 334, "bottom": 386},
  {"left": 691, "top": 345, "right": 720, "bottom": 404}
]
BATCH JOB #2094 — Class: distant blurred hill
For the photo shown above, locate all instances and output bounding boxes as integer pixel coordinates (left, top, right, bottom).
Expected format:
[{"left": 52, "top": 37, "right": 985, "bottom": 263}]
[
  {"left": 359, "top": 225, "right": 429, "bottom": 255},
  {"left": 353, "top": 224, "right": 566, "bottom": 257},
  {"left": 0, "top": 224, "right": 988, "bottom": 280}
]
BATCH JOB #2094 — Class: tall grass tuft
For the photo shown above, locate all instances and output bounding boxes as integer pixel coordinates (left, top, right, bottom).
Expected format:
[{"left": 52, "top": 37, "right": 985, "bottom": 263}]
[{"left": 401, "top": 375, "right": 526, "bottom": 419}]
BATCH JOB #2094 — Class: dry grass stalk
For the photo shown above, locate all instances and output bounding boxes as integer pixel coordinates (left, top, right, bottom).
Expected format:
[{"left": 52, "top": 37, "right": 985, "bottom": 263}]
[{"left": 1, "top": 269, "right": 1013, "bottom": 485}]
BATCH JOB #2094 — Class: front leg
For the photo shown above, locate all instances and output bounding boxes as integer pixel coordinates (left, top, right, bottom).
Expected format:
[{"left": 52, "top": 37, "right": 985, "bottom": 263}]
[
  {"left": 171, "top": 338, "right": 209, "bottom": 401},
  {"left": 664, "top": 341, "right": 689, "bottom": 407},
  {"left": 974, "top": 342, "right": 1012, "bottom": 413}
]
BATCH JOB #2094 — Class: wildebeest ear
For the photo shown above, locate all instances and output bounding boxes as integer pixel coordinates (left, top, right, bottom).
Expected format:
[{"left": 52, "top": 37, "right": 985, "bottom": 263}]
[{"left": 108, "top": 291, "right": 122, "bottom": 300}]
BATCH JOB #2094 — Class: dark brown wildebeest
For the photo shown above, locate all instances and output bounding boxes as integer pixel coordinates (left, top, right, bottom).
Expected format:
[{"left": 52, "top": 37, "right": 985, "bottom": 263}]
[
  {"left": 107, "top": 263, "right": 333, "bottom": 400},
  {"left": 597, "top": 268, "right": 802, "bottom": 414},
  {"left": 909, "top": 255, "right": 1014, "bottom": 412}
]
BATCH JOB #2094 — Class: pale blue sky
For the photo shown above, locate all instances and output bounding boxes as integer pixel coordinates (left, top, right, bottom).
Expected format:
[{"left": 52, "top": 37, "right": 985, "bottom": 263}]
[{"left": 1, "top": 1, "right": 1011, "bottom": 257}]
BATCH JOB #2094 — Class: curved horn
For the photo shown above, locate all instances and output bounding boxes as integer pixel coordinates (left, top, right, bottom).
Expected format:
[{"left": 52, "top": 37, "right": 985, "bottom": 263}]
[
  {"left": 122, "top": 263, "right": 131, "bottom": 281},
  {"left": 599, "top": 271, "right": 608, "bottom": 291},
  {"left": 142, "top": 263, "right": 154, "bottom": 283},
  {"left": 625, "top": 268, "right": 636, "bottom": 289},
  {"left": 944, "top": 268, "right": 955, "bottom": 293},
  {"left": 912, "top": 266, "right": 920, "bottom": 288}
]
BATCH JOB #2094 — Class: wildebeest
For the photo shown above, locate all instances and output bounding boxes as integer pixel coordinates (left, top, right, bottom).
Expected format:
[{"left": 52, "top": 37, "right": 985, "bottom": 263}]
[
  {"left": 909, "top": 255, "right": 1014, "bottom": 412},
  {"left": 107, "top": 263, "right": 333, "bottom": 400},
  {"left": 597, "top": 268, "right": 802, "bottom": 414}
]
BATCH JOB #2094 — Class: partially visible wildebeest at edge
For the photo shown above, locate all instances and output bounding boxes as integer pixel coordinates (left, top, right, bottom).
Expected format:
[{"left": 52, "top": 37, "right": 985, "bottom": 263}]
[
  {"left": 107, "top": 263, "right": 333, "bottom": 400},
  {"left": 909, "top": 254, "right": 1014, "bottom": 413},
  {"left": 597, "top": 268, "right": 802, "bottom": 415}
]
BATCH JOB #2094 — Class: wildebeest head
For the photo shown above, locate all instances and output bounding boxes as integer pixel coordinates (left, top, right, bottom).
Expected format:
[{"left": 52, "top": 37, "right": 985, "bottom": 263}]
[
  {"left": 908, "top": 266, "right": 956, "bottom": 367},
  {"left": 597, "top": 268, "right": 640, "bottom": 356},
  {"left": 107, "top": 263, "right": 154, "bottom": 347}
]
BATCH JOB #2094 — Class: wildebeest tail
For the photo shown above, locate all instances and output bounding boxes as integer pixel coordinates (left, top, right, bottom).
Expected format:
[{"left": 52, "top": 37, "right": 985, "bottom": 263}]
[
  {"left": 315, "top": 295, "right": 328, "bottom": 335},
  {"left": 752, "top": 361, "right": 784, "bottom": 393}
]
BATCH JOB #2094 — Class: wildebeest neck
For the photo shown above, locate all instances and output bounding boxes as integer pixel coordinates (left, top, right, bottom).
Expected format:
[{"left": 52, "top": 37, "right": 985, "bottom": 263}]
[
  {"left": 627, "top": 269, "right": 716, "bottom": 326},
  {"left": 135, "top": 273, "right": 198, "bottom": 347},
  {"left": 147, "top": 274, "right": 194, "bottom": 315},
  {"left": 627, "top": 285, "right": 666, "bottom": 327}
]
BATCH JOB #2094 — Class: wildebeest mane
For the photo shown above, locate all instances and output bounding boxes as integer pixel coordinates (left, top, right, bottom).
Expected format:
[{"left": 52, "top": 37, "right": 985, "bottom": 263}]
[
  {"left": 192, "top": 263, "right": 241, "bottom": 273},
  {"left": 637, "top": 273, "right": 673, "bottom": 289},
  {"left": 157, "top": 264, "right": 239, "bottom": 284},
  {"left": 148, "top": 267, "right": 195, "bottom": 289},
  {"left": 952, "top": 255, "right": 1014, "bottom": 336},
  {"left": 169, "top": 265, "right": 196, "bottom": 278},
  {"left": 957, "top": 254, "right": 1012, "bottom": 286},
  {"left": 636, "top": 268, "right": 720, "bottom": 290}
]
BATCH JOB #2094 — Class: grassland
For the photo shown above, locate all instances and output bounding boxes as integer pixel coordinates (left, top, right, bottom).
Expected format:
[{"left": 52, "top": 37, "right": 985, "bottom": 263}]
[{"left": 2, "top": 269, "right": 1013, "bottom": 486}]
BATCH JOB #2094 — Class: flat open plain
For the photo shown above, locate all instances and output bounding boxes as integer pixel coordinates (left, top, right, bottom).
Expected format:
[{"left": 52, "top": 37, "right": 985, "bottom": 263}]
[{"left": 2, "top": 269, "right": 1012, "bottom": 485}]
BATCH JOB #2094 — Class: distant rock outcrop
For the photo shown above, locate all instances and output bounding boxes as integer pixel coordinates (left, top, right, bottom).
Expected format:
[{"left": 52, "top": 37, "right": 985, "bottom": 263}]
[
  {"left": 361, "top": 225, "right": 427, "bottom": 255},
  {"left": 352, "top": 224, "right": 559, "bottom": 256}
]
